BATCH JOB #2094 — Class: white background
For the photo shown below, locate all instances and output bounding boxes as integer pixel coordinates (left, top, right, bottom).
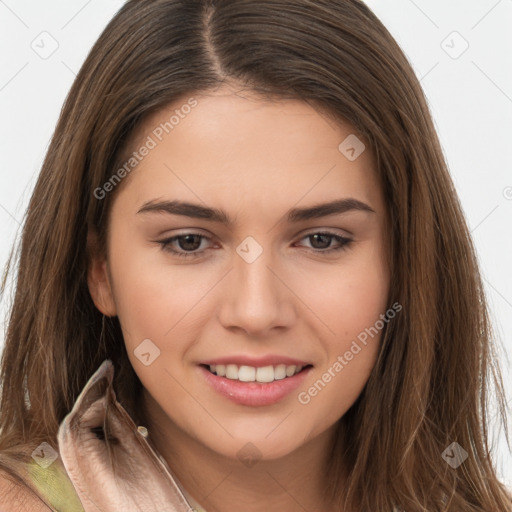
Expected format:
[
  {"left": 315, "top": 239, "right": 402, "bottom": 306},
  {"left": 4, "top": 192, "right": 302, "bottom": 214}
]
[{"left": 0, "top": 0, "right": 511, "bottom": 486}]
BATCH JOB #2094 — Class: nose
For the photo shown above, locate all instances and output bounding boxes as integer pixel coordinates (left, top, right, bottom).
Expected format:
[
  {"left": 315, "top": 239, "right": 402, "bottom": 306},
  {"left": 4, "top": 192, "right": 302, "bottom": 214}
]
[{"left": 217, "top": 246, "right": 296, "bottom": 337}]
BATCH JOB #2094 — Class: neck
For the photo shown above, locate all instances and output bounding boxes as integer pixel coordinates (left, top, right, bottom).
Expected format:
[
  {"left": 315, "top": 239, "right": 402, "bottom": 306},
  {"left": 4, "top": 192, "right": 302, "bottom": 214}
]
[
  {"left": 142, "top": 397, "right": 345, "bottom": 512},
  {"left": 158, "top": 428, "right": 336, "bottom": 512}
]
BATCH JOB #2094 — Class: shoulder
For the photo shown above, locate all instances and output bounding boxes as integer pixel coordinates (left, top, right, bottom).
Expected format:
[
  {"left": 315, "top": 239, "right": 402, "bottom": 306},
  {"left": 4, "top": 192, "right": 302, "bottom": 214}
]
[{"left": 0, "top": 470, "right": 50, "bottom": 511}]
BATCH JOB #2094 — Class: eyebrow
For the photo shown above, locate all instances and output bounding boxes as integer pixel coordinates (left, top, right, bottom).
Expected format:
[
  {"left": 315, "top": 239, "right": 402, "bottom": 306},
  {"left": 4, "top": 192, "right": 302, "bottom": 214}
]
[{"left": 137, "top": 198, "right": 375, "bottom": 226}]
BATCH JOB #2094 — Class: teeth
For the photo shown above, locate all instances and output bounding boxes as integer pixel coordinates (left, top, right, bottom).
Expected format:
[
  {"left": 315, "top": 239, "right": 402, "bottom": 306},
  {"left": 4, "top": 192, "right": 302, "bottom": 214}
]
[
  {"left": 239, "top": 365, "right": 256, "bottom": 382},
  {"left": 208, "top": 363, "right": 305, "bottom": 382}
]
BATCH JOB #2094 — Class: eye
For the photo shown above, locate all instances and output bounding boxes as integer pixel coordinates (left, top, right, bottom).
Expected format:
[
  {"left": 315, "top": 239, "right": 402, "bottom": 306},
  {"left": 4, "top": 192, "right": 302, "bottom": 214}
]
[
  {"left": 157, "top": 230, "right": 353, "bottom": 259},
  {"left": 157, "top": 233, "right": 213, "bottom": 259},
  {"left": 296, "top": 231, "right": 353, "bottom": 254}
]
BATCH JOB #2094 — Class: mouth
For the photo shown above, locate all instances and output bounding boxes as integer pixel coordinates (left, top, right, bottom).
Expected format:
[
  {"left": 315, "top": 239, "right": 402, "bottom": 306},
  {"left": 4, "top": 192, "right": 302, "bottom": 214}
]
[
  {"left": 201, "top": 363, "right": 313, "bottom": 383},
  {"left": 198, "top": 363, "right": 313, "bottom": 407}
]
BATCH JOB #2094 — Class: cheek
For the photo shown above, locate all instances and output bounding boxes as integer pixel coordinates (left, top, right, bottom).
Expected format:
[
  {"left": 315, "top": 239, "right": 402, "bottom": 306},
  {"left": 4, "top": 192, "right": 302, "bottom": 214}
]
[
  {"left": 297, "top": 273, "right": 387, "bottom": 433},
  {"left": 107, "top": 236, "right": 205, "bottom": 349},
  {"left": 109, "top": 211, "right": 228, "bottom": 316},
  {"left": 298, "top": 255, "right": 389, "bottom": 343},
  {"left": 295, "top": 252, "right": 388, "bottom": 409}
]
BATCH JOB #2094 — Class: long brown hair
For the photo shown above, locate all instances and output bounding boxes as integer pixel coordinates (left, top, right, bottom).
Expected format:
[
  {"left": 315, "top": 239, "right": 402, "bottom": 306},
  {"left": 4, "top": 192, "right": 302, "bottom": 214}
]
[{"left": 1, "top": 0, "right": 510, "bottom": 510}]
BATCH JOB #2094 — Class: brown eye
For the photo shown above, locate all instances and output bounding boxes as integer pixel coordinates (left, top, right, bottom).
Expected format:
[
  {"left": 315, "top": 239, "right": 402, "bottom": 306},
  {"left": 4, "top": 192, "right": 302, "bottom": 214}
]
[
  {"left": 308, "top": 233, "right": 332, "bottom": 249},
  {"left": 298, "top": 231, "right": 352, "bottom": 253},
  {"left": 158, "top": 233, "right": 211, "bottom": 258},
  {"left": 176, "top": 234, "right": 203, "bottom": 251}
]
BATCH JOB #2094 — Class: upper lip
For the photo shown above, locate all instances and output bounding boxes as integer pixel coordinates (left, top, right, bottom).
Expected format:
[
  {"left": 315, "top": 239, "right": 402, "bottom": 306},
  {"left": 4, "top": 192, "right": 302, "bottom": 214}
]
[{"left": 200, "top": 355, "right": 312, "bottom": 367}]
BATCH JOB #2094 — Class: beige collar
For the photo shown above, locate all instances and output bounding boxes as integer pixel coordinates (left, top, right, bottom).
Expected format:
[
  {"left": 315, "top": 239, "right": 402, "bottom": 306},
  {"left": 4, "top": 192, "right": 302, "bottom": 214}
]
[{"left": 57, "top": 360, "right": 198, "bottom": 512}]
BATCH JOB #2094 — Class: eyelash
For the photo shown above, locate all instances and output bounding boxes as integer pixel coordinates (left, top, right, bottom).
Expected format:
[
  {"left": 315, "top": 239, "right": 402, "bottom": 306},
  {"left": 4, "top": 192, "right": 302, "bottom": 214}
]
[{"left": 157, "top": 231, "right": 353, "bottom": 259}]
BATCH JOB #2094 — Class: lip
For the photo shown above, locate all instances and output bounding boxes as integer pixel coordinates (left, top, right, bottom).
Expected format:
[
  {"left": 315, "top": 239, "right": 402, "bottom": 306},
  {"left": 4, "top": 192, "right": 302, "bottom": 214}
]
[
  {"left": 198, "top": 364, "right": 313, "bottom": 407},
  {"left": 200, "top": 355, "right": 311, "bottom": 367}
]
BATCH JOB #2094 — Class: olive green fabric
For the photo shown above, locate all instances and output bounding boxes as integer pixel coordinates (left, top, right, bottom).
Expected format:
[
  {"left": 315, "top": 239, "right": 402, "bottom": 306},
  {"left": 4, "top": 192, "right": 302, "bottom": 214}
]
[{"left": 26, "top": 457, "right": 84, "bottom": 512}]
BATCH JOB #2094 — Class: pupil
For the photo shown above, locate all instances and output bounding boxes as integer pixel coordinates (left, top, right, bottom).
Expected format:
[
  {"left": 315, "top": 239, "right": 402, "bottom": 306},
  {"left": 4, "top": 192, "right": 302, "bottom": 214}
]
[
  {"left": 179, "top": 234, "right": 201, "bottom": 251},
  {"left": 310, "top": 233, "right": 331, "bottom": 249}
]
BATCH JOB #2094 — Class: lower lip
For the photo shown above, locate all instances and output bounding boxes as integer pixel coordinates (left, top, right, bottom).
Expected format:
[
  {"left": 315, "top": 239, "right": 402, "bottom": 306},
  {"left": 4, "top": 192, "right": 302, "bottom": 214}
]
[{"left": 198, "top": 365, "right": 312, "bottom": 406}]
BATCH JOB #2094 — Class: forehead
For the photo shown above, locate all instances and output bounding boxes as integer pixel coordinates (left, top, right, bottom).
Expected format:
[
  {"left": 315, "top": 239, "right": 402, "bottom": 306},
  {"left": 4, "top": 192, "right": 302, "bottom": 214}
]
[{"left": 112, "top": 88, "right": 384, "bottom": 218}]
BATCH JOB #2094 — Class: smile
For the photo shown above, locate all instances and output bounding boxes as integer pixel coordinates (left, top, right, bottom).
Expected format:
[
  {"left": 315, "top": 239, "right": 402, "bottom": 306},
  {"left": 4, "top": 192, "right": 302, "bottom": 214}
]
[
  {"left": 198, "top": 363, "right": 313, "bottom": 406},
  {"left": 206, "top": 363, "right": 305, "bottom": 382}
]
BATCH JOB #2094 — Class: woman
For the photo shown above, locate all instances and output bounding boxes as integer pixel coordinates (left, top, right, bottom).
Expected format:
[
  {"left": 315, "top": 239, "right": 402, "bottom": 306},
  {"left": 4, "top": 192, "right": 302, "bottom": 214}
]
[{"left": 0, "top": 0, "right": 510, "bottom": 510}]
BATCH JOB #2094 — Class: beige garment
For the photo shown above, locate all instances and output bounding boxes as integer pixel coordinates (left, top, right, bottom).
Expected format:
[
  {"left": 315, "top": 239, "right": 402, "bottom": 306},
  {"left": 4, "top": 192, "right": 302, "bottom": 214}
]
[{"left": 56, "top": 359, "right": 203, "bottom": 512}]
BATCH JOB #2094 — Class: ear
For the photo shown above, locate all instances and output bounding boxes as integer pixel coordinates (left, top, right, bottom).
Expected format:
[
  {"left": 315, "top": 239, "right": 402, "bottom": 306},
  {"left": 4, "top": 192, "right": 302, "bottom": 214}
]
[{"left": 86, "top": 230, "right": 117, "bottom": 317}]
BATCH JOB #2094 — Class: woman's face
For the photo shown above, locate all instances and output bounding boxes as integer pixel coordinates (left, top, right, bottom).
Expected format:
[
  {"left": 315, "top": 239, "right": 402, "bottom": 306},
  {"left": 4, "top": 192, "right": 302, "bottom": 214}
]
[{"left": 89, "top": 86, "right": 390, "bottom": 462}]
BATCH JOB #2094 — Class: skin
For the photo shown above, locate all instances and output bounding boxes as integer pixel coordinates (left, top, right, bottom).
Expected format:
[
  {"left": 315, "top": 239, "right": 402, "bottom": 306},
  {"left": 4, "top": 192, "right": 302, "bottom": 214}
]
[{"left": 88, "top": 85, "right": 390, "bottom": 512}]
